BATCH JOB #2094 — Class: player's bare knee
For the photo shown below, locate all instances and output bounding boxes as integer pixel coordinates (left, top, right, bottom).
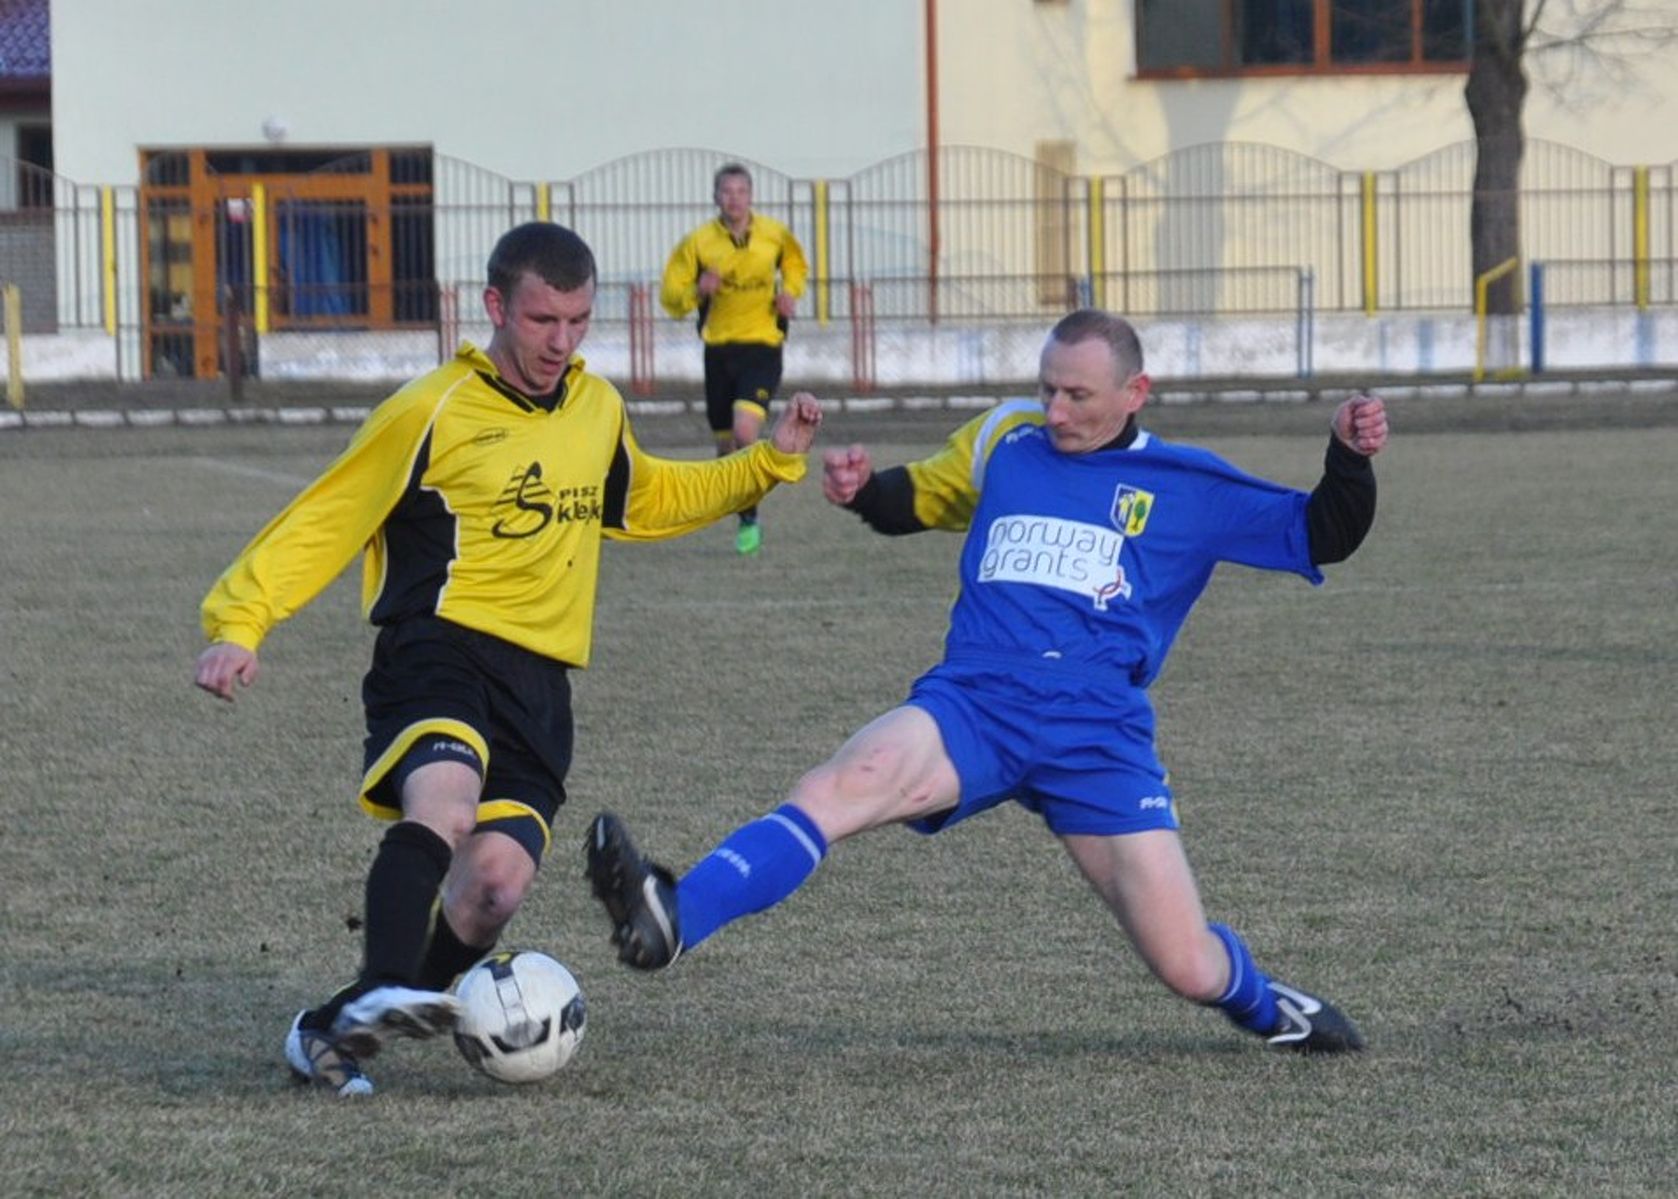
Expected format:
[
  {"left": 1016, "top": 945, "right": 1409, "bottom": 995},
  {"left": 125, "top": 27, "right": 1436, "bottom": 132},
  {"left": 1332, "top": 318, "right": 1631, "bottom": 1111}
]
[
  {"left": 796, "top": 752, "right": 938, "bottom": 834},
  {"left": 458, "top": 863, "right": 530, "bottom": 929}
]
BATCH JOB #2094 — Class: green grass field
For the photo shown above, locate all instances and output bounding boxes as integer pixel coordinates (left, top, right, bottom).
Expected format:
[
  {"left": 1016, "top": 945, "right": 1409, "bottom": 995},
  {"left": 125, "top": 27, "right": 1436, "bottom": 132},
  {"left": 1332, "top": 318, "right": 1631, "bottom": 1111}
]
[{"left": 2, "top": 394, "right": 1674, "bottom": 1196}]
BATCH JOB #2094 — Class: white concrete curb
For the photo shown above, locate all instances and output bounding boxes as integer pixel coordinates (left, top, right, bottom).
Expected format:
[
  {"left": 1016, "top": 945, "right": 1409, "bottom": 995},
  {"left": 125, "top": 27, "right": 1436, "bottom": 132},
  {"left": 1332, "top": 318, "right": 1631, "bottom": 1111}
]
[{"left": 1, "top": 379, "right": 1671, "bottom": 434}]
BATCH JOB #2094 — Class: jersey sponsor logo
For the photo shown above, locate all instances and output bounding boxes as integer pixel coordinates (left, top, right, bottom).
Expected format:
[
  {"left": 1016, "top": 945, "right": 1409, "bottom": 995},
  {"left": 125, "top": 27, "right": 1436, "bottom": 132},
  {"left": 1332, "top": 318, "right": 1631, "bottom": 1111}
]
[
  {"left": 491, "top": 462, "right": 603, "bottom": 539},
  {"left": 978, "top": 514, "right": 1135, "bottom": 610}
]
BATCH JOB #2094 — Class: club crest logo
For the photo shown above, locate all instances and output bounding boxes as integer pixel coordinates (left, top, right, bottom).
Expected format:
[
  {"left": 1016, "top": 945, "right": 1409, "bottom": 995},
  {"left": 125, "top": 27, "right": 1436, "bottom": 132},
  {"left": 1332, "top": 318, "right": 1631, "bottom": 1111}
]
[{"left": 1112, "top": 484, "right": 1154, "bottom": 536}]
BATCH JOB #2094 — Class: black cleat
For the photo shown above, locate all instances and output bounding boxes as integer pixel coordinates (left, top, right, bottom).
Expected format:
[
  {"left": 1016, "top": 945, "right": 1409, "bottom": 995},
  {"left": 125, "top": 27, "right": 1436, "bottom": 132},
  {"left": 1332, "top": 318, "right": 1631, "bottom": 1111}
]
[
  {"left": 585, "top": 812, "right": 683, "bottom": 971},
  {"left": 1265, "top": 981, "right": 1365, "bottom": 1054}
]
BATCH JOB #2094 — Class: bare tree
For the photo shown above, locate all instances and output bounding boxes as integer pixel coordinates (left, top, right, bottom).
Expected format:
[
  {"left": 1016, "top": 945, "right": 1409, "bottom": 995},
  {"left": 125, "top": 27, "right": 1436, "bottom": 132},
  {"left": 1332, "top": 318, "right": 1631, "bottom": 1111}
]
[{"left": 1467, "top": 0, "right": 1677, "bottom": 313}]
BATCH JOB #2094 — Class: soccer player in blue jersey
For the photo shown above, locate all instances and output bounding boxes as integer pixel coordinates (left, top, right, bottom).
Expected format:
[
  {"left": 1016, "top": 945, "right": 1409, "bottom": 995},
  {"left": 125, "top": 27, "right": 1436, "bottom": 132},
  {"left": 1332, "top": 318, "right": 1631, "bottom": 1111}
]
[{"left": 587, "top": 308, "right": 1387, "bottom": 1053}]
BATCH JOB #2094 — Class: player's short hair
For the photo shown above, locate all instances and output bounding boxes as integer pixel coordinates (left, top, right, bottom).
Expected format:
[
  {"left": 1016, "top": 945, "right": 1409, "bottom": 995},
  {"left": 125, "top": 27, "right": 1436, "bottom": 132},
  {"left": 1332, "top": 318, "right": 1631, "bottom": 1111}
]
[
  {"left": 714, "top": 162, "right": 753, "bottom": 194},
  {"left": 1049, "top": 309, "right": 1145, "bottom": 382},
  {"left": 486, "top": 222, "right": 596, "bottom": 298}
]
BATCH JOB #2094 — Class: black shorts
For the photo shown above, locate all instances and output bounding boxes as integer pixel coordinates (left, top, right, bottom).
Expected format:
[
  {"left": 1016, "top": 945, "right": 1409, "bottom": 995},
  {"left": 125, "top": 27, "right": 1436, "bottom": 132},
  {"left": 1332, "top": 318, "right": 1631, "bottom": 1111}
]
[
  {"left": 703, "top": 342, "right": 783, "bottom": 433},
  {"left": 360, "top": 616, "right": 573, "bottom": 864}
]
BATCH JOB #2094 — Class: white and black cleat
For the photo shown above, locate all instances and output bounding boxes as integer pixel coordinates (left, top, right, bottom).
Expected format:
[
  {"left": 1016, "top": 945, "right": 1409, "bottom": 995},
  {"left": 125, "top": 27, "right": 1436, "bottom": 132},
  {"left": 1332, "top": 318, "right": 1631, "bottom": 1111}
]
[
  {"left": 330, "top": 985, "right": 461, "bottom": 1059},
  {"left": 284, "top": 1010, "right": 375, "bottom": 1097}
]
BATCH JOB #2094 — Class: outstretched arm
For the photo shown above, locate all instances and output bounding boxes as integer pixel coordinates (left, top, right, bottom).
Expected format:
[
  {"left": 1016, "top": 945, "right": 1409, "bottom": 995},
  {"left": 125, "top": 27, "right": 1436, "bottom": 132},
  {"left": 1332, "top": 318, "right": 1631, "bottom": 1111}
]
[
  {"left": 826, "top": 447, "right": 929, "bottom": 536},
  {"left": 1308, "top": 393, "right": 1388, "bottom": 565}
]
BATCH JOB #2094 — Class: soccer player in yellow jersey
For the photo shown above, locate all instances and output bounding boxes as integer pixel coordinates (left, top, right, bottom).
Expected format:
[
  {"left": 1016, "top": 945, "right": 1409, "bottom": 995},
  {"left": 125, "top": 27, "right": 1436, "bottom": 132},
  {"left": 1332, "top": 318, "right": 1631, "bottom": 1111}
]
[
  {"left": 193, "top": 222, "right": 822, "bottom": 1096},
  {"left": 661, "top": 162, "right": 809, "bottom": 555}
]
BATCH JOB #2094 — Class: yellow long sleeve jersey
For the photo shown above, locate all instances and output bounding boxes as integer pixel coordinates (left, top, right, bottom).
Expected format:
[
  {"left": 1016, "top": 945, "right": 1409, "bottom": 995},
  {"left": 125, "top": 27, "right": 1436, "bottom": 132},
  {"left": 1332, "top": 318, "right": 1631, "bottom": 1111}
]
[
  {"left": 200, "top": 344, "right": 807, "bottom": 668},
  {"left": 660, "top": 215, "right": 808, "bottom": 346}
]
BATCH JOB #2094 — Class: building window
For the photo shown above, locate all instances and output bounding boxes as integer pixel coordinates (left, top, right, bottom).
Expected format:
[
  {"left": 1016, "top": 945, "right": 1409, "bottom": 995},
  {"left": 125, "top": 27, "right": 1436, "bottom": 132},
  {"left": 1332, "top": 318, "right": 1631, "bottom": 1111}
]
[
  {"left": 138, "top": 145, "right": 435, "bottom": 378},
  {"left": 1138, "top": 0, "right": 1469, "bottom": 76}
]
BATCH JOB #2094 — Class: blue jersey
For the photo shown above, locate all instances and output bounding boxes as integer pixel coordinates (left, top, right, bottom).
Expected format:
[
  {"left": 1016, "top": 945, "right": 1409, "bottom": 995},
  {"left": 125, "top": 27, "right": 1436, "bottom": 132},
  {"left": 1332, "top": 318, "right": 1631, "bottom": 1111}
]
[{"left": 933, "top": 404, "right": 1321, "bottom": 687}]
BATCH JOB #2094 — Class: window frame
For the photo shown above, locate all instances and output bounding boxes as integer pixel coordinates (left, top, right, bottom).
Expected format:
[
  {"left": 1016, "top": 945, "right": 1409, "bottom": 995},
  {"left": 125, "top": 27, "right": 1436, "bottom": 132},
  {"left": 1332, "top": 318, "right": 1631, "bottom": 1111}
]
[{"left": 1135, "top": 0, "right": 1470, "bottom": 80}]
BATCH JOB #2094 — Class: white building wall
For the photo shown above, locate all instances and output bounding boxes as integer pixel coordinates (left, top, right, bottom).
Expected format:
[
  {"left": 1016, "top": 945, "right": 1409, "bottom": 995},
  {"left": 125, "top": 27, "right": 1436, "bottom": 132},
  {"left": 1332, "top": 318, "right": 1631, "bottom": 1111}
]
[
  {"left": 938, "top": 1, "right": 1678, "bottom": 174},
  {"left": 51, "top": 1, "right": 1678, "bottom": 187},
  {"left": 50, "top": 0, "right": 924, "bottom": 185}
]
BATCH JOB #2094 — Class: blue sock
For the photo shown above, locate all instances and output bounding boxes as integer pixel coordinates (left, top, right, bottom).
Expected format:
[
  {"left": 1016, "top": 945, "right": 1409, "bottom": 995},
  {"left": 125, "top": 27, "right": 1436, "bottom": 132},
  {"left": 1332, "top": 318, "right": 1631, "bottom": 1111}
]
[
  {"left": 675, "top": 804, "right": 828, "bottom": 949},
  {"left": 1208, "top": 922, "right": 1281, "bottom": 1036}
]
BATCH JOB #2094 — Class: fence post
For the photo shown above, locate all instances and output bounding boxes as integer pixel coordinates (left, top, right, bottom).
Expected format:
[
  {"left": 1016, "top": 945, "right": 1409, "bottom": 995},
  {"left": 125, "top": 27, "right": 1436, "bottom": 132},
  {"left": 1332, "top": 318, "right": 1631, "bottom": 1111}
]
[
  {"left": 1360, "top": 171, "right": 1378, "bottom": 315},
  {"left": 1296, "top": 268, "right": 1315, "bottom": 379},
  {"left": 814, "top": 179, "right": 830, "bottom": 326},
  {"left": 1087, "top": 176, "right": 1105, "bottom": 310},
  {"left": 628, "top": 284, "right": 655, "bottom": 396},
  {"left": 1529, "top": 261, "right": 1546, "bottom": 374},
  {"left": 850, "top": 282, "right": 875, "bottom": 394},
  {"left": 101, "top": 187, "right": 118, "bottom": 337},
  {"left": 1633, "top": 165, "right": 1650, "bottom": 312},
  {"left": 223, "top": 285, "right": 245, "bottom": 403},
  {"left": 5, "top": 283, "right": 23, "bottom": 409},
  {"left": 437, "top": 283, "right": 459, "bottom": 365}
]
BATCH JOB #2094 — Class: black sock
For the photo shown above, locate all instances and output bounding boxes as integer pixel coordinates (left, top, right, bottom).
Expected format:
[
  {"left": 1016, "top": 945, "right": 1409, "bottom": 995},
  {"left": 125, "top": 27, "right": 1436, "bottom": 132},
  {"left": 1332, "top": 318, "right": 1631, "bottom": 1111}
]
[
  {"left": 358, "top": 820, "right": 453, "bottom": 989},
  {"left": 417, "top": 912, "right": 494, "bottom": 991}
]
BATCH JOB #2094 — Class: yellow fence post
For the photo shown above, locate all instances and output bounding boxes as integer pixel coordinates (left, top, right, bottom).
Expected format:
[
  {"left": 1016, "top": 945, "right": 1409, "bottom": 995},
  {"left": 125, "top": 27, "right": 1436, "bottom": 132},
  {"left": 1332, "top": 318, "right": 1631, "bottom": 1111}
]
[
  {"left": 1361, "top": 171, "right": 1378, "bottom": 315},
  {"left": 1474, "top": 256, "right": 1522, "bottom": 382},
  {"left": 1088, "top": 176, "right": 1106, "bottom": 310},
  {"left": 101, "top": 186, "right": 117, "bottom": 336},
  {"left": 813, "top": 179, "right": 830, "bottom": 326},
  {"left": 251, "top": 183, "right": 270, "bottom": 334},
  {"left": 5, "top": 283, "right": 22, "bottom": 409},
  {"left": 1633, "top": 165, "right": 1650, "bottom": 311},
  {"left": 537, "top": 184, "right": 551, "bottom": 223}
]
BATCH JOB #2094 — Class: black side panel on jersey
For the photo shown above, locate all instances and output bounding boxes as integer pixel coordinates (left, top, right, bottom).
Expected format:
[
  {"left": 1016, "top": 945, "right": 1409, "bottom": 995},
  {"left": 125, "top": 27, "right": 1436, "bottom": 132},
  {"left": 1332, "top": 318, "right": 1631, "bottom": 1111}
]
[
  {"left": 602, "top": 412, "right": 631, "bottom": 530},
  {"left": 844, "top": 465, "right": 927, "bottom": 536},
  {"left": 370, "top": 428, "right": 459, "bottom": 624}
]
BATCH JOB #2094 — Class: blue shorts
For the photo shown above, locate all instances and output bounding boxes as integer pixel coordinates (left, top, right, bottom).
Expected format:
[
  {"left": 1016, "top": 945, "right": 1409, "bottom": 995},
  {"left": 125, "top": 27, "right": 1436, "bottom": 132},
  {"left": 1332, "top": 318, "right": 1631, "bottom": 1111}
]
[{"left": 905, "top": 654, "right": 1177, "bottom": 837}]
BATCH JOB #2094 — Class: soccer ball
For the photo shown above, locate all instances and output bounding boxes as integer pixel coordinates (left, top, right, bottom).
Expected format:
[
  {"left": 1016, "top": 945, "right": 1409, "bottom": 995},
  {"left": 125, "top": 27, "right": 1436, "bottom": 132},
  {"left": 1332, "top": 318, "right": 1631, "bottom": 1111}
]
[{"left": 452, "top": 950, "right": 586, "bottom": 1084}]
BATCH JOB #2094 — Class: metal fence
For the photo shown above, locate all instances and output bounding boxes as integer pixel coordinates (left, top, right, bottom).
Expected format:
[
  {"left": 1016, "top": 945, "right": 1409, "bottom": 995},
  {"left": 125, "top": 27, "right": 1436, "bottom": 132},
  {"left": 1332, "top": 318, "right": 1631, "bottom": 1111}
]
[{"left": 2, "top": 141, "right": 1674, "bottom": 377}]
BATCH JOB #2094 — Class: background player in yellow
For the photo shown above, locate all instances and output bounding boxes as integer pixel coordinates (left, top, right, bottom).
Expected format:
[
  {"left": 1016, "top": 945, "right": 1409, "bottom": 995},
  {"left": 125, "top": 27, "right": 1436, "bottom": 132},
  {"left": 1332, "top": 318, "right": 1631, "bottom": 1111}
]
[
  {"left": 193, "top": 222, "right": 822, "bottom": 1096},
  {"left": 661, "top": 162, "right": 809, "bottom": 555}
]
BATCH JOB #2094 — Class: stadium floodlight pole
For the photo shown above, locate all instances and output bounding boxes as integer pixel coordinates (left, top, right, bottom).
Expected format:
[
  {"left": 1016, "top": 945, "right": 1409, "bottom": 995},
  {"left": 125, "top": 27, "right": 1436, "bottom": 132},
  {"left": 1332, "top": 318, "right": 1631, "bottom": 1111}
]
[{"left": 925, "top": 0, "right": 941, "bottom": 326}]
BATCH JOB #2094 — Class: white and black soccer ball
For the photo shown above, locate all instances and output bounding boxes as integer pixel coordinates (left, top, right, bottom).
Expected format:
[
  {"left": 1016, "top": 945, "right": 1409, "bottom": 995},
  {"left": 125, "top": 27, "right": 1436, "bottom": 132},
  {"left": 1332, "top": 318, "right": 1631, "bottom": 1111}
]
[{"left": 452, "top": 950, "right": 586, "bottom": 1084}]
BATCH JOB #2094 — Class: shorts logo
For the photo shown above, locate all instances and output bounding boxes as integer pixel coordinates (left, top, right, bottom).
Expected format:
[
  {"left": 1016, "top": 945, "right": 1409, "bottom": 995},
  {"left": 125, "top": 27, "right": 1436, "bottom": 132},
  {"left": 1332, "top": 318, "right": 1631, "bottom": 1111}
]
[{"left": 1137, "top": 794, "right": 1172, "bottom": 811}]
